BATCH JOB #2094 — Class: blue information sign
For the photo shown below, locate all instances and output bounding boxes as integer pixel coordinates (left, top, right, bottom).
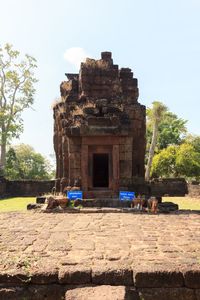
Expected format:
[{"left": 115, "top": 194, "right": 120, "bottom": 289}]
[
  {"left": 67, "top": 191, "right": 83, "bottom": 200},
  {"left": 119, "top": 191, "right": 135, "bottom": 201}
]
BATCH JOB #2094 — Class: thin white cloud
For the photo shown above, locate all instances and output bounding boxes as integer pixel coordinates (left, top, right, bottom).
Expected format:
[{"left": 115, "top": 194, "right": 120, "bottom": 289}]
[{"left": 63, "top": 47, "right": 89, "bottom": 69}]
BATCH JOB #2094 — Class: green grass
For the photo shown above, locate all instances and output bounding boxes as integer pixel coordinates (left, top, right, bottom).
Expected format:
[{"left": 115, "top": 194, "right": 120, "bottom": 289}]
[
  {"left": 0, "top": 197, "right": 35, "bottom": 212},
  {"left": 163, "top": 196, "right": 200, "bottom": 210}
]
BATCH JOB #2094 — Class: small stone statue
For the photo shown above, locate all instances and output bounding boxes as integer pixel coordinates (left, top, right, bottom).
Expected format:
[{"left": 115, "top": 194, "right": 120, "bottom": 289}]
[
  {"left": 71, "top": 178, "right": 80, "bottom": 191},
  {"left": 46, "top": 196, "right": 68, "bottom": 209},
  {"left": 51, "top": 187, "right": 56, "bottom": 195}
]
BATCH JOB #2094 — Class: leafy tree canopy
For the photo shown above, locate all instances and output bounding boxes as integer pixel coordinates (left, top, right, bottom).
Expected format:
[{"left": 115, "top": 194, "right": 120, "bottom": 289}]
[
  {"left": 151, "top": 145, "right": 177, "bottom": 178},
  {"left": 157, "top": 112, "right": 187, "bottom": 149},
  {"left": 145, "top": 101, "right": 167, "bottom": 181},
  {"left": 0, "top": 43, "right": 37, "bottom": 168},
  {"left": 184, "top": 134, "right": 200, "bottom": 153},
  {"left": 147, "top": 110, "right": 187, "bottom": 152},
  {"left": 5, "top": 144, "right": 55, "bottom": 180},
  {"left": 151, "top": 143, "right": 200, "bottom": 180},
  {"left": 176, "top": 143, "right": 200, "bottom": 179}
]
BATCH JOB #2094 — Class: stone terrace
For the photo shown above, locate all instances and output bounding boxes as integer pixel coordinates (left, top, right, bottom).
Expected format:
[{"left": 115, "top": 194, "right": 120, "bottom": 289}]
[{"left": 0, "top": 212, "right": 200, "bottom": 299}]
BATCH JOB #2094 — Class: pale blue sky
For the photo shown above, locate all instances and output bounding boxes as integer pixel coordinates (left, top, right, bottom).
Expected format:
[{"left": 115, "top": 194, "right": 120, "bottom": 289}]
[{"left": 0, "top": 0, "right": 200, "bottom": 160}]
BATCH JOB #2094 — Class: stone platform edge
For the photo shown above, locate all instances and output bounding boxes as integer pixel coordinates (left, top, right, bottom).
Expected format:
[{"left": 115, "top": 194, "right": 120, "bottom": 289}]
[
  {"left": 28, "top": 204, "right": 200, "bottom": 215},
  {"left": 0, "top": 267, "right": 200, "bottom": 300}
]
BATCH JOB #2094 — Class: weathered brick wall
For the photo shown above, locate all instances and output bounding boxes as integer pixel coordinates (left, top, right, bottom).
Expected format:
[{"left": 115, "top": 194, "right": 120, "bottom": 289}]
[
  {"left": 0, "top": 178, "right": 188, "bottom": 198},
  {"left": 119, "top": 137, "right": 133, "bottom": 184},
  {"left": 124, "top": 178, "right": 188, "bottom": 197},
  {"left": 0, "top": 177, "right": 6, "bottom": 195},
  {"left": 150, "top": 178, "right": 188, "bottom": 197},
  {"left": 53, "top": 52, "right": 146, "bottom": 192},
  {"left": 1, "top": 180, "right": 55, "bottom": 197}
]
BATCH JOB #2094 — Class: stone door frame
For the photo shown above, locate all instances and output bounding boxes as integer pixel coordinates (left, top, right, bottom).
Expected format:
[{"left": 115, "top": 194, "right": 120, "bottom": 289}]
[
  {"left": 81, "top": 136, "right": 119, "bottom": 193},
  {"left": 88, "top": 145, "right": 112, "bottom": 190}
]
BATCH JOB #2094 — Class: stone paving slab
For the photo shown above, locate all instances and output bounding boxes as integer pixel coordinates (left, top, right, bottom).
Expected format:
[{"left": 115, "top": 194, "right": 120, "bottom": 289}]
[
  {"left": 0, "top": 212, "right": 200, "bottom": 273},
  {"left": 0, "top": 212, "right": 199, "bottom": 296}
]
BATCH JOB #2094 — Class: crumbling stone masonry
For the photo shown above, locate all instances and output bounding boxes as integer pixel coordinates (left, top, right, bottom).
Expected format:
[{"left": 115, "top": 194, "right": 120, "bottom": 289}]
[{"left": 53, "top": 52, "right": 146, "bottom": 197}]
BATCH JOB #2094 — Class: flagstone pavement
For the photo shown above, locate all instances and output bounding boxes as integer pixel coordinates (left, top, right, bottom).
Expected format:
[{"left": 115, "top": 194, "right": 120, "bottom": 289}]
[{"left": 0, "top": 211, "right": 199, "bottom": 274}]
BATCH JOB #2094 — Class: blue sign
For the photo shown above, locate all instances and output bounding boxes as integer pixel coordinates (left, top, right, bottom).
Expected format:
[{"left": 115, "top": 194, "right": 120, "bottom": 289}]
[
  {"left": 119, "top": 191, "right": 135, "bottom": 201},
  {"left": 67, "top": 190, "right": 83, "bottom": 200}
]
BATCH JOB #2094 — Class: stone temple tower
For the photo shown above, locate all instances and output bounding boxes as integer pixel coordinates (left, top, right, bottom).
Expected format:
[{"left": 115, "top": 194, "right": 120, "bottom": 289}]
[{"left": 53, "top": 52, "right": 146, "bottom": 198}]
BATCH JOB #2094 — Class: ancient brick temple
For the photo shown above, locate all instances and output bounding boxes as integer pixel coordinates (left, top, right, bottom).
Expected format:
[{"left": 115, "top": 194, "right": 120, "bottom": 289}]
[{"left": 53, "top": 52, "right": 146, "bottom": 197}]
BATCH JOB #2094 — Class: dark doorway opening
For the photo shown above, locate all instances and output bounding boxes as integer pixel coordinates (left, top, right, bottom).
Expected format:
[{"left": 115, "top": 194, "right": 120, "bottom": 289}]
[{"left": 93, "top": 153, "right": 109, "bottom": 187}]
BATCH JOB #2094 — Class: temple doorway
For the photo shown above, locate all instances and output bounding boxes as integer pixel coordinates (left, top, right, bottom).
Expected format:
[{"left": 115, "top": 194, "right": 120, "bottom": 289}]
[{"left": 93, "top": 153, "right": 109, "bottom": 187}]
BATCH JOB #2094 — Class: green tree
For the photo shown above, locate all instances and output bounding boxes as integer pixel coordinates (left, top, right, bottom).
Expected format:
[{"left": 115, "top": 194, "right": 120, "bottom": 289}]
[
  {"left": 5, "top": 147, "right": 19, "bottom": 179},
  {"left": 5, "top": 144, "right": 54, "bottom": 180},
  {"left": 145, "top": 101, "right": 167, "bottom": 181},
  {"left": 176, "top": 143, "right": 200, "bottom": 179},
  {"left": 184, "top": 134, "right": 200, "bottom": 152},
  {"left": 151, "top": 143, "right": 200, "bottom": 180},
  {"left": 157, "top": 112, "right": 187, "bottom": 149},
  {"left": 151, "top": 145, "right": 178, "bottom": 178},
  {"left": 0, "top": 43, "right": 37, "bottom": 169},
  {"left": 147, "top": 111, "right": 187, "bottom": 151}
]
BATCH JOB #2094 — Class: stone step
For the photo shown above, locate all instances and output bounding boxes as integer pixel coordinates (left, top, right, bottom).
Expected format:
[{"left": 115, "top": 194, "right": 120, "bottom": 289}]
[
  {"left": 65, "top": 286, "right": 198, "bottom": 300},
  {"left": 65, "top": 285, "right": 139, "bottom": 300},
  {"left": 1, "top": 285, "right": 197, "bottom": 300},
  {"left": 0, "top": 285, "right": 197, "bottom": 300},
  {"left": 80, "top": 198, "right": 132, "bottom": 208},
  {"left": 84, "top": 190, "right": 117, "bottom": 199},
  {"left": 35, "top": 197, "right": 179, "bottom": 211},
  {"left": 36, "top": 197, "right": 132, "bottom": 207}
]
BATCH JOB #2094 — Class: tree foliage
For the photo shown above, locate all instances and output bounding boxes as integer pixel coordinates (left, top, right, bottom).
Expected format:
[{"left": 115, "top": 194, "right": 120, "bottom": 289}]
[
  {"left": 145, "top": 101, "right": 189, "bottom": 180},
  {"left": 151, "top": 145, "right": 177, "bottom": 178},
  {"left": 176, "top": 143, "right": 200, "bottom": 179},
  {"left": 184, "top": 134, "right": 200, "bottom": 153},
  {"left": 0, "top": 43, "right": 37, "bottom": 168},
  {"left": 145, "top": 101, "right": 167, "bottom": 181},
  {"left": 157, "top": 112, "right": 187, "bottom": 149},
  {"left": 151, "top": 143, "right": 200, "bottom": 180},
  {"left": 5, "top": 144, "right": 54, "bottom": 180},
  {"left": 147, "top": 111, "right": 187, "bottom": 152}
]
